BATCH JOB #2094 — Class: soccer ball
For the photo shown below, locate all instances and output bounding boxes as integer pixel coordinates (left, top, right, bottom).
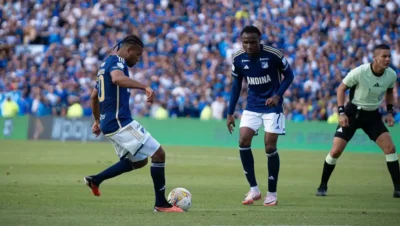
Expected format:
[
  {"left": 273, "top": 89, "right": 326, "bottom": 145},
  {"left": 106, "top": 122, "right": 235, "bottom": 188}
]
[{"left": 167, "top": 187, "right": 192, "bottom": 211}]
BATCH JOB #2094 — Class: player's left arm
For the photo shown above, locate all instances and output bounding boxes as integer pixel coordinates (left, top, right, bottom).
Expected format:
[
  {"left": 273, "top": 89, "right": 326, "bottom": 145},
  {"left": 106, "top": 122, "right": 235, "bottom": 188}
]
[
  {"left": 385, "top": 78, "right": 396, "bottom": 117},
  {"left": 275, "top": 56, "right": 294, "bottom": 98}
]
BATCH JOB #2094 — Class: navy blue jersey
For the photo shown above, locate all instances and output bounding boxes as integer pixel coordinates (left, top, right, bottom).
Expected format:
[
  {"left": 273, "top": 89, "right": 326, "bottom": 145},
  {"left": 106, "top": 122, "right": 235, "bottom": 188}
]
[
  {"left": 96, "top": 55, "right": 132, "bottom": 135},
  {"left": 230, "top": 45, "right": 293, "bottom": 114}
]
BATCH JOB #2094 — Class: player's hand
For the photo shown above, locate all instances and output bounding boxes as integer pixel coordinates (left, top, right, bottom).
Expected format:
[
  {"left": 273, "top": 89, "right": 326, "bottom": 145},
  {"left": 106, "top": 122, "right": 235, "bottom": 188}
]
[
  {"left": 92, "top": 120, "right": 101, "bottom": 137},
  {"left": 145, "top": 87, "right": 156, "bottom": 103},
  {"left": 387, "top": 114, "right": 395, "bottom": 127},
  {"left": 266, "top": 95, "right": 281, "bottom": 107},
  {"left": 227, "top": 115, "right": 235, "bottom": 134},
  {"left": 339, "top": 114, "right": 349, "bottom": 127}
]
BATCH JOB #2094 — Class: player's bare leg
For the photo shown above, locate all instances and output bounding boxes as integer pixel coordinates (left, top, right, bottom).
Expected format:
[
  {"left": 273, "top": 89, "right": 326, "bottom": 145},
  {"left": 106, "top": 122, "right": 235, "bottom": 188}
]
[
  {"left": 263, "top": 132, "right": 279, "bottom": 206},
  {"left": 151, "top": 146, "right": 183, "bottom": 212},
  {"left": 316, "top": 137, "right": 347, "bottom": 196},
  {"left": 84, "top": 158, "right": 148, "bottom": 196},
  {"left": 33, "top": 118, "right": 44, "bottom": 140},
  {"left": 375, "top": 132, "right": 400, "bottom": 198},
  {"left": 239, "top": 127, "right": 261, "bottom": 205}
]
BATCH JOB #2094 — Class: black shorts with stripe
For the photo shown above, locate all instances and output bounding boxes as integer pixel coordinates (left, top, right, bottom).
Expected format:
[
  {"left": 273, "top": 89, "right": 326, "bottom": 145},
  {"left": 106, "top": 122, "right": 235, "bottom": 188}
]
[{"left": 334, "top": 103, "right": 388, "bottom": 142}]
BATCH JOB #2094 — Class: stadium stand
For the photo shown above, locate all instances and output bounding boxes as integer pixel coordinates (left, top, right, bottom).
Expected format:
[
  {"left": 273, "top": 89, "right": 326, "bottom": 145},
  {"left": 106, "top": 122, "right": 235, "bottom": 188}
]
[{"left": 0, "top": 0, "right": 399, "bottom": 123}]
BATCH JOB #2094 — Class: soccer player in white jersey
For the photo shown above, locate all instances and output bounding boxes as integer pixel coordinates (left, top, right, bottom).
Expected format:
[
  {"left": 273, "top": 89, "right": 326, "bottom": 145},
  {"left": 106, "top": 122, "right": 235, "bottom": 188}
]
[
  {"left": 84, "top": 35, "right": 183, "bottom": 212},
  {"left": 227, "top": 26, "right": 294, "bottom": 206},
  {"left": 316, "top": 44, "right": 400, "bottom": 198}
]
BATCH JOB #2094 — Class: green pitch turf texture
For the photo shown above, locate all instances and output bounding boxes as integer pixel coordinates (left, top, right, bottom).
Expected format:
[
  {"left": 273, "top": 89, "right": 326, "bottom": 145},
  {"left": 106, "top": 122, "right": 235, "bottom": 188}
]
[{"left": 0, "top": 140, "right": 398, "bottom": 226}]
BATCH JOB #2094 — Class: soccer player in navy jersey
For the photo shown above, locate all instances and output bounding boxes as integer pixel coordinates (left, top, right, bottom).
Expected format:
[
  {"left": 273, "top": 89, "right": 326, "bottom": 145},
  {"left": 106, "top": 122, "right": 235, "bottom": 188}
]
[
  {"left": 227, "top": 26, "right": 294, "bottom": 206},
  {"left": 84, "top": 35, "right": 183, "bottom": 212}
]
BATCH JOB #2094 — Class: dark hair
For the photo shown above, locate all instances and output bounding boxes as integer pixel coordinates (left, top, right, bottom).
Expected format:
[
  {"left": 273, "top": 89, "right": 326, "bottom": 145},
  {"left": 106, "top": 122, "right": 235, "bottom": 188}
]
[
  {"left": 373, "top": 44, "right": 390, "bottom": 52},
  {"left": 110, "top": 35, "right": 144, "bottom": 52},
  {"left": 240, "top": 25, "right": 262, "bottom": 37}
]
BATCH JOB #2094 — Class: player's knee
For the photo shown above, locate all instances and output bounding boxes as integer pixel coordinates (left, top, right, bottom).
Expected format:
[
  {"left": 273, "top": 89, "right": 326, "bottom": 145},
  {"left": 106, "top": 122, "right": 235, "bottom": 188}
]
[
  {"left": 264, "top": 141, "right": 277, "bottom": 154},
  {"left": 329, "top": 148, "right": 343, "bottom": 158},
  {"left": 264, "top": 142, "right": 277, "bottom": 151},
  {"left": 383, "top": 143, "right": 396, "bottom": 155},
  {"left": 151, "top": 146, "right": 165, "bottom": 162},
  {"left": 330, "top": 144, "right": 344, "bottom": 158},
  {"left": 239, "top": 137, "right": 252, "bottom": 148},
  {"left": 330, "top": 138, "right": 347, "bottom": 158},
  {"left": 265, "top": 147, "right": 277, "bottom": 155},
  {"left": 264, "top": 133, "right": 278, "bottom": 150},
  {"left": 131, "top": 158, "right": 148, "bottom": 169}
]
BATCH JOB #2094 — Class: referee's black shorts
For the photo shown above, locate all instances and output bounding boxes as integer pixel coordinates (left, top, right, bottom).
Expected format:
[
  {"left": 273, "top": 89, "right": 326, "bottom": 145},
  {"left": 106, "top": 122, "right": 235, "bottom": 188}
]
[{"left": 334, "top": 103, "right": 388, "bottom": 142}]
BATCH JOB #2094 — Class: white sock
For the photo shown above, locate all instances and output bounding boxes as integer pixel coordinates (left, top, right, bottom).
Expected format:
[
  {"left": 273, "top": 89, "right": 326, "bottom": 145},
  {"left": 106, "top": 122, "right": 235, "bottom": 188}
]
[
  {"left": 386, "top": 153, "right": 399, "bottom": 162},
  {"left": 325, "top": 154, "right": 338, "bottom": 165},
  {"left": 250, "top": 186, "right": 260, "bottom": 192}
]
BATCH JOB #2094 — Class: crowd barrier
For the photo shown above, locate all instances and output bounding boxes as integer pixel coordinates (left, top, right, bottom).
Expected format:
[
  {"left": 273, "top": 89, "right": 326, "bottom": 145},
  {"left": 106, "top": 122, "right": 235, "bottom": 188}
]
[{"left": 1, "top": 116, "right": 398, "bottom": 153}]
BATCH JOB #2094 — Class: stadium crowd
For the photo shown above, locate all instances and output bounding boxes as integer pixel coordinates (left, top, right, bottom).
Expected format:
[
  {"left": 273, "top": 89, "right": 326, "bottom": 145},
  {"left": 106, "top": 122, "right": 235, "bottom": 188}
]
[{"left": 1, "top": 0, "right": 400, "bottom": 123}]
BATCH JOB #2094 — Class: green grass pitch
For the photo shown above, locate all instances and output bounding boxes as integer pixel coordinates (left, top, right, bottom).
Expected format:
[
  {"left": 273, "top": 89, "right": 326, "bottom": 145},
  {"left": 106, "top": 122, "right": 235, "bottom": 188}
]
[{"left": 0, "top": 140, "right": 399, "bottom": 226}]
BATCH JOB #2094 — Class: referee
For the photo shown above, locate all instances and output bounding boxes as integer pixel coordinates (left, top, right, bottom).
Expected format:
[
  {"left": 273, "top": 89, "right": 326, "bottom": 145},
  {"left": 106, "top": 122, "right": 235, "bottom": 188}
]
[{"left": 316, "top": 44, "right": 400, "bottom": 198}]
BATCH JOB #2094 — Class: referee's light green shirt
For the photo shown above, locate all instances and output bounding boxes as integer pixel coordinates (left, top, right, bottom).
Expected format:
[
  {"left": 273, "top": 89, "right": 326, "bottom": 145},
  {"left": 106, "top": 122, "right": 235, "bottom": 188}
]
[{"left": 342, "top": 63, "right": 397, "bottom": 111}]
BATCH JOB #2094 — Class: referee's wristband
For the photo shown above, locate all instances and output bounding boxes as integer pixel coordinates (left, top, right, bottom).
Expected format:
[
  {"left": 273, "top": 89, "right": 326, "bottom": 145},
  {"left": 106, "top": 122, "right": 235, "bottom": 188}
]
[
  {"left": 338, "top": 106, "right": 345, "bottom": 115},
  {"left": 387, "top": 104, "right": 394, "bottom": 116}
]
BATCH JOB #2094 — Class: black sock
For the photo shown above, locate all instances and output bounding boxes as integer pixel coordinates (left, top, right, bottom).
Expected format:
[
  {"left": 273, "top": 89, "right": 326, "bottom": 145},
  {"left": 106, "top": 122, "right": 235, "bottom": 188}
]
[
  {"left": 320, "top": 154, "right": 337, "bottom": 188},
  {"left": 386, "top": 154, "right": 400, "bottom": 191},
  {"left": 151, "top": 162, "right": 169, "bottom": 207},
  {"left": 94, "top": 158, "right": 134, "bottom": 185},
  {"left": 239, "top": 147, "right": 257, "bottom": 187},
  {"left": 267, "top": 149, "right": 280, "bottom": 193}
]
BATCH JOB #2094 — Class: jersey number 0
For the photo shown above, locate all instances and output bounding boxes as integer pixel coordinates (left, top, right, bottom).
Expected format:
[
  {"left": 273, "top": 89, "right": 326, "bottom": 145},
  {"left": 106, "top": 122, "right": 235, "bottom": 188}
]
[{"left": 97, "top": 69, "right": 105, "bottom": 102}]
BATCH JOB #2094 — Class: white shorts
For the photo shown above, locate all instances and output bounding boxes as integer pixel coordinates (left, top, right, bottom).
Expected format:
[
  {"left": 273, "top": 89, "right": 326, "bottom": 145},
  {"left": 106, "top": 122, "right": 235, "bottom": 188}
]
[
  {"left": 106, "top": 120, "right": 161, "bottom": 162},
  {"left": 239, "top": 110, "right": 285, "bottom": 135}
]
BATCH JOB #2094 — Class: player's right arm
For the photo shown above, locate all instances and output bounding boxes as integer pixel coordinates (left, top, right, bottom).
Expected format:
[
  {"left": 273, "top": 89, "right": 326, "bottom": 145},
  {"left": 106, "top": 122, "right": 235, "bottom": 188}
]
[
  {"left": 336, "top": 83, "right": 348, "bottom": 110},
  {"left": 91, "top": 88, "right": 100, "bottom": 122},
  {"left": 338, "top": 67, "right": 360, "bottom": 106},
  {"left": 227, "top": 57, "right": 243, "bottom": 134},
  {"left": 90, "top": 87, "right": 101, "bottom": 137},
  {"left": 337, "top": 67, "right": 360, "bottom": 127}
]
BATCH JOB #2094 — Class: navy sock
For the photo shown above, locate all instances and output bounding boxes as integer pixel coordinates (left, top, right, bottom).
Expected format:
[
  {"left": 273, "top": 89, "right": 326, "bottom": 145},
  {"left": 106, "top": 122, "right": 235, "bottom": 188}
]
[
  {"left": 267, "top": 149, "right": 280, "bottom": 193},
  {"left": 94, "top": 158, "right": 134, "bottom": 185},
  {"left": 320, "top": 161, "right": 336, "bottom": 187},
  {"left": 320, "top": 154, "right": 337, "bottom": 188},
  {"left": 151, "top": 162, "right": 169, "bottom": 207},
  {"left": 387, "top": 160, "right": 400, "bottom": 191},
  {"left": 240, "top": 147, "right": 257, "bottom": 187}
]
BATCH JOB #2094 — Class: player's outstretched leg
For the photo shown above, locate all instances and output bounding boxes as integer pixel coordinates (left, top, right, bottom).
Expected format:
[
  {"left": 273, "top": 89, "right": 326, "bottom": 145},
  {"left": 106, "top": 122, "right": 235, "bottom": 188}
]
[
  {"left": 84, "top": 158, "right": 148, "bottom": 196},
  {"left": 375, "top": 132, "right": 400, "bottom": 198},
  {"left": 239, "top": 127, "right": 261, "bottom": 205},
  {"left": 316, "top": 137, "right": 347, "bottom": 196},
  {"left": 264, "top": 133, "right": 279, "bottom": 206},
  {"left": 151, "top": 146, "right": 183, "bottom": 212}
]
